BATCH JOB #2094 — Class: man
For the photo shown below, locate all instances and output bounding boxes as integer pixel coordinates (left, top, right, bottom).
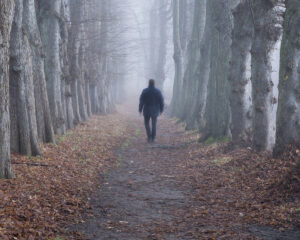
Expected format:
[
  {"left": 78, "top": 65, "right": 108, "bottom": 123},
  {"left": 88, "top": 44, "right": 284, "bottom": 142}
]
[{"left": 139, "top": 79, "right": 164, "bottom": 143}]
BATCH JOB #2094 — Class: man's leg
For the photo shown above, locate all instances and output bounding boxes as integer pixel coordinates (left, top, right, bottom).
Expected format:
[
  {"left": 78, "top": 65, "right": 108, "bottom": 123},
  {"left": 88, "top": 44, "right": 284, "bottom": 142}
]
[
  {"left": 144, "top": 115, "right": 152, "bottom": 142},
  {"left": 151, "top": 116, "right": 157, "bottom": 142}
]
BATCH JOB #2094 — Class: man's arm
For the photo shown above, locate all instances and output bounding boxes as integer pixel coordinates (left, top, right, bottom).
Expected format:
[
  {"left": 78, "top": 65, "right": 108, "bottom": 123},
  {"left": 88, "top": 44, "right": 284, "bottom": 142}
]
[
  {"left": 139, "top": 91, "right": 145, "bottom": 113},
  {"left": 159, "top": 91, "right": 164, "bottom": 113}
]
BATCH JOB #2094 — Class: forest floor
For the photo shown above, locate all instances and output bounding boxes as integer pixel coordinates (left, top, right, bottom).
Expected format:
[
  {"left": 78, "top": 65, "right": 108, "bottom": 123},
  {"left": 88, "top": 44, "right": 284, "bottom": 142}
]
[{"left": 0, "top": 104, "right": 299, "bottom": 239}]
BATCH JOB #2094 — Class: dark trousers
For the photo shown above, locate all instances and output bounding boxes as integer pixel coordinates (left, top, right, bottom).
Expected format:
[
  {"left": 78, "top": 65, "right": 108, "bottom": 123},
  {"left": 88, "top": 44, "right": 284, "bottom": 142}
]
[{"left": 144, "top": 115, "right": 157, "bottom": 141}]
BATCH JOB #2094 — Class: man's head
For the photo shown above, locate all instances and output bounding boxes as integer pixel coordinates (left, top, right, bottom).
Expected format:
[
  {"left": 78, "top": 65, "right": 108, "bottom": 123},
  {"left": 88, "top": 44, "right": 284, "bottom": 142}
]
[{"left": 149, "top": 79, "right": 155, "bottom": 87}]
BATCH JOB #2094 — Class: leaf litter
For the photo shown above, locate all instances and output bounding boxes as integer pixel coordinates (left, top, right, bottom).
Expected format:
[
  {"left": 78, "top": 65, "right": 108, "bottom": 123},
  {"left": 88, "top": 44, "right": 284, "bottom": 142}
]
[
  {"left": 0, "top": 113, "right": 299, "bottom": 239},
  {"left": 0, "top": 114, "right": 128, "bottom": 239}
]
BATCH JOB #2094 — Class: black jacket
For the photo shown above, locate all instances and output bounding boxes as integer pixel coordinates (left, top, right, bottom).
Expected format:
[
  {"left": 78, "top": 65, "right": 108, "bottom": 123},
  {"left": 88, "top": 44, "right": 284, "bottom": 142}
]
[{"left": 139, "top": 86, "right": 164, "bottom": 117}]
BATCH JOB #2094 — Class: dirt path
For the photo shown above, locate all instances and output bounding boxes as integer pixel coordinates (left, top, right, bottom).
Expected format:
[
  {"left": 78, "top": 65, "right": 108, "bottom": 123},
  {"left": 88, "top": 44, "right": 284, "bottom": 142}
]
[
  {"left": 72, "top": 117, "right": 192, "bottom": 239},
  {"left": 71, "top": 114, "right": 300, "bottom": 240}
]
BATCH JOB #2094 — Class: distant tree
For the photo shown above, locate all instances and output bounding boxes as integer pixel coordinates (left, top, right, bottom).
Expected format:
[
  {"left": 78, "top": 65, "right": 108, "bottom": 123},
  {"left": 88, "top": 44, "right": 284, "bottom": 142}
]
[
  {"left": 170, "top": 0, "right": 187, "bottom": 117},
  {"left": 184, "top": 0, "right": 213, "bottom": 130},
  {"left": 180, "top": 0, "right": 206, "bottom": 124},
  {"left": 154, "top": 0, "right": 169, "bottom": 90},
  {"left": 69, "top": 0, "right": 85, "bottom": 124}
]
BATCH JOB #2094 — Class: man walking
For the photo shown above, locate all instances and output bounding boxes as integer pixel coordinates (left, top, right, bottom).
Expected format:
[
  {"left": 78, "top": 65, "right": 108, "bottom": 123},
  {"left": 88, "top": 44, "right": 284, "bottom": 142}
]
[{"left": 139, "top": 79, "right": 164, "bottom": 143}]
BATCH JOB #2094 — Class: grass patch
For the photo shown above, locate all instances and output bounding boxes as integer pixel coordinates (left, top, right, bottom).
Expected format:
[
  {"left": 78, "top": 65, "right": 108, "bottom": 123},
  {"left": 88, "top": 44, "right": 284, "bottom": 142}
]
[
  {"left": 204, "top": 136, "right": 231, "bottom": 145},
  {"left": 212, "top": 157, "right": 232, "bottom": 166},
  {"left": 219, "top": 136, "right": 230, "bottom": 143},
  {"left": 116, "top": 154, "right": 123, "bottom": 167},
  {"left": 204, "top": 137, "right": 215, "bottom": 145},
  {"left": 57, "top": 135, "right": 65, "bottom": 143},
  {"left": 122, "top": 138, "right": 131, "bottom": 150},
  {"left": 134, "top": 128, "right": 141, "bottom": 137},
  {"left": 28, "top": 156, "right": 41, "bottom": 163}
]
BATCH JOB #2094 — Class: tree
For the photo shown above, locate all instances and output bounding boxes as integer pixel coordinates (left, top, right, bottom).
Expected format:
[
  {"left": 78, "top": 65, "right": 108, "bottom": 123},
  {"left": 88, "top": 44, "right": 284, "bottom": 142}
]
[
  {"left": 202, "top": 0, "right": 232, "bottom": 140},
  {"left": 154, "top": 0, "right": 169, "bottom": 90},
  {"left": 229, "top": 0, "right": 254, "bottom": 145},
  {"left": 184, "top": 0, "right": 213, "bottom": 130},
  {"left": 275, "top": 0, "right": 300, "bottom": 154},
  {"left": 68, "top": 0, "right": 84, "bottom": 125},
  {"left": 170, "top": 0, "right": 185, "bottom": 117},
  {"left": 23, "top": 0, "right": 55, "bottom": 143},
  {"left": 10, "top": 0, "right": 41, "bottom": 156},
  {"left": 38, "top": 0, "right": 66, "bottom": 135},
  {"left": 60, "top": 0, "right": 74, "bottom": 129},
  {"left": 251, "top": 0, "right": 285, "bottom": 151},
  {"left": 179, "top": 0, "right": 206, "bottom": 123},
  {"left": 0, "top": 0, "right": 15, "bottom": 178}
]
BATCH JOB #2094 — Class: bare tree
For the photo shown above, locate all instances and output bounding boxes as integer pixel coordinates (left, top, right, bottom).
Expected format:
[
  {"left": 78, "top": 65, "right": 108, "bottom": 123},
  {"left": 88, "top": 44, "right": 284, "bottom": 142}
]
[
  {"left": 38, "top": 0, "right": 66, "bottom": 135},
  {"left": 275, "top": 0, "right": 300, "bottom": 154},
  {"left": 23, "top": 0, "right": 55, "bottom": 144},
  {"left": 229, "top": 0, "right": 254, "bottom": 145},
  {"left": 0, "top": 0, "right": 15, "bottom": 178},
  {"left": 251, "top": 0, "right": 284, "bottom": 151}
]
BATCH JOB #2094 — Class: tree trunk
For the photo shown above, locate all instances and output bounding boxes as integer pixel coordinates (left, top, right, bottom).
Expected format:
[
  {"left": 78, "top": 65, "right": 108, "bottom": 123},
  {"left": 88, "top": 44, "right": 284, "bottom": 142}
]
[
  {"left": 154, "top": 0, "right": 168, "bottom": 91},
  {"left": 38, "top": 0, "right": 66, "bottom": 135},
  {"left": 85, "top": 80, "right": 92, "bottom": 117},
  {"left": 251, "top": 0, "right": 284, "bottom": 151},
  {"left": 23, "top": 0, "right": 55, "bottom": 144},
  {"left": 185, "top": 0, "right": 213, "bottom": 130},
  {"left": 229, "top": 0, "right": 254, "bottom": 145},
  {"left": 10, "top": 0, "right": 32, "bottom": 156},
  {"left": 275, "top": 0, "right": 300, "bottom": 154},
  {"left": 90, "top": 84, "right": 100, "bottom": 114},
  {"left": 78, "top": 43, "right": 88, "bottom": 121},
  {"left": 69, "top": 0, "right": 84, "bottom": 124},
  {"left": 170, "top": 0, "right": 184, "bottom": 117},
  {"left": 203, "top": 0, "right": 232, "bottom": 139},
  {"left": 148, "top": 0, "right": 159, "bottom": 78},
  {"left": 23, "top": 34, "right": 41, "bottom": 155},
  {"left": 179, "top": 0, "right": 206, "bottom": 122},
  {"left": 0, "top": 0, "right": 14, "bottom": 178},
  {"left": 59, "top": 0, "right": 74, "bottom": 130}
]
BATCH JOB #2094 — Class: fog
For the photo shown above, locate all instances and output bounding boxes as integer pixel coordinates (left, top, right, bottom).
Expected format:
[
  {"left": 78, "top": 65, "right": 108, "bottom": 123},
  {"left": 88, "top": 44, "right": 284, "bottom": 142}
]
[{"left": 113, "top": 0, "right": 174, "bottom": 103}]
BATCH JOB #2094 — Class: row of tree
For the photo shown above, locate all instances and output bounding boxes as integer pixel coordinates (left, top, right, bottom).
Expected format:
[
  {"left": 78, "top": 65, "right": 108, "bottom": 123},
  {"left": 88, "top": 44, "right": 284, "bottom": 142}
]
[
  {"left": 169, "top": 0, "right": 299, "bottom": 154},
  {"left": 0, "top": 0, "right": 127, "bottom": 178}
]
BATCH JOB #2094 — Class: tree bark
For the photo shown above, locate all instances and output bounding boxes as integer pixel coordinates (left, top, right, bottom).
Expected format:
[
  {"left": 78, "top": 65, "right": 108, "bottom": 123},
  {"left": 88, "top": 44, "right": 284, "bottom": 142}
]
[
  {"left": 23, "top": 34, "right": 41, "bottom": 155},
  {"left": 148, "top": 0, "right": 159, "bottom": 78},
  {"left": 275, "top": 0, "right": 300, "bottom": 154},
  {"left": 185, "top": 0, "right": 213, "bottom": 130},
  {"left": 23, "top": 0, "right": 55, "bottom": 144},
  {"left": 38, "top": 0, "right": 66, "bottom": 135},
  {"left": 69, "top": 0, "right": 84, "bottom": 125},
  {"left": 10, "top": 0, "right": 32, "bottom": 156},
  {"left": 0, "top": 0, "right": 15, "bottom": 178},
  {"left": 170, "top": 0, "right": 184, "bottom": 117},
  {"left": 229, "top": 0, "right": 254, "bottom": 145},
  {"left": 203, "top": 0, "right": 232, "bottom": 139},
  {"left": 60, "top": 0, "right": 74, "bottom": 129},
  {"left": 78, "top": 43, "right": 88, "bottom": 121},
  {"left": 179, "top": 0, "right": 206, "bottom": 122},
  {"left": 154, "top": 0, "right": 168, "bottom": 91},
  {"left": 251, "top": 0, "right": 284, "bottom": 151}
]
